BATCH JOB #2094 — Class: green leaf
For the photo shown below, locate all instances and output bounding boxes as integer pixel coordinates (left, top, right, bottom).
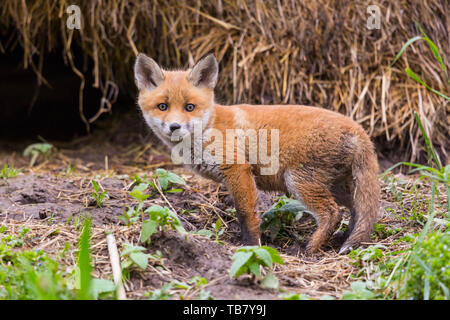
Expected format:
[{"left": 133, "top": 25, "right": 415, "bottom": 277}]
[
  {"left": 191, "top": 229, "right": 214, "bottom": 238},
  {"left": 248, "top": 262, "right": 261, "bottom": 278},
  {"left": 145, "top": 205, "right": 166, "bottom": 215},
  {"left": 134, "top": 183, "right": 149, "bottom": 193},
  {"left": 90, "top": 279, "right": 116, "bottom": 300},
  {"left": 280, "top": 293, "right": 312, "bottom": 300},
  {"left": 174, "top": 224, "right": 187, "bottom": 234},
  {"left": 391, "top": 36, "right": 423, "bottom": 67},
  {"left": 406, "top": 68, "right": 449, "bottom": 100},
  {"left": 417, "top": 24, "right": 448, "bottom": 79},
  {"left": 214, "top": 219, "right": 222, "bottom": 231},
  {"left": 342, "top": 281, "right": 376, "bottom": 300},
  {"left": 156, "top": 168, "right": 167, "bottom": 176},
  {"left": 254, "top": 248, "right": 273, "bottom": 268},
  {"left": 141, "top": 220, "right": 158, "bottom": 243},
  {"left": 23, "top": 143, "right": 53, "bottom": 157},
  {"left": 229, "top": 251, "right": 253, "bottom": 278},
  {"left": 234, "top": 265, "right": 249, "bottom": 279},
  {"left": 159, "top": 178, "right": 169, "bottom": 190},
  {"left": 260, "top": 246, "right": 284, "bottom": 265},
  {"left": 78, "top": 217, "right": 93, "bottom": 300},
  {"left": 121, "top": 243, "right": 146, "bottom": 256},
  {"left": 129, "top": 183, "right": 150, "bottom": 201},
  {"left": 167, "top": 172, "right": 186, "bottom": 185},
  {"left": 91, "top": 180, "right": 100, "bottom": 193},
  {"left": 279, "top": 200, "right": 305, "bottom": 214},
  {"left": 129, "top": 252, "right": 148, "bottom": 270}
]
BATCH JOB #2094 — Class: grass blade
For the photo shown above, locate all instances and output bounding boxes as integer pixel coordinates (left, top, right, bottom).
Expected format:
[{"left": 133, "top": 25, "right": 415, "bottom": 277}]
[
  {"left": 414, "top": 112, "right": 442, "bottom": 170},
  {"left": 406, "top": 69, "right": 450, "bottom": 101},
  {"left": 78, "top": 217, "right": 93, "bottom": 300},
  {"left": 391, "top": 36, "right": 423, "bottom": 67},
  {"left": 416, "top": 23, "right": 448, "bottom": 81}
]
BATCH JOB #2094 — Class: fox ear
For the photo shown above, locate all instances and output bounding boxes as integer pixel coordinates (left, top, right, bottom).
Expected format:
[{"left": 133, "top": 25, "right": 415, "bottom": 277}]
[
  {"left": 188, "top": 53, "right": 218, "bottom": 89},
  {"left": 134, "top": 53, "right": 164, "bottom": 91}
]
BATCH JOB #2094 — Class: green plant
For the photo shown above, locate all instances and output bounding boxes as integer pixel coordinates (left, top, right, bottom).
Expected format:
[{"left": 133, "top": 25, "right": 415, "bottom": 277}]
[
  {"left": 140, "top": 205, "right": 186, "bottom": 244},
  {"left": 279, "top": 292, "right": 335, "bottom": 300},
  {"left": 191, "top": 218, "right": 225, "bottom": 244},
  {"left": 0, "top": 244, "right": 74, "bottom": 299},
  {"left": 76, "top": 217, "right": 115, "bottom": 300},
  {"left": 118, "top": 207, "right": 141, "bottom": 227},
  {"left": 144, "top": 282, "right": 175, "bottom": 300},
  {"left": 384, "top": 112, "right": 449, "bottom": 215},
  {"left": 0, "top": 218, "right": 114, "bottom": 300},
  {"left": 0, "top": 164, "right": 20, "bottom": 180},
  {"left": 90, "top": 179, "right": 109, "bottom": 207},
  {"left": 0, "top": 226, "right": 30, "bottom": 248},
  {"left": 118, "top": 183, "right": 150, "bottom": 226},
  {"left": 61, "top": 164, "right": 74, "bottom": 176},
  {"left": 120, "top": 243, "right": 163, "bottom": 278},
  {"left": 261, "top": 196, "right": 309, "bottom": 241},
  {"left": 368, "top": 112, "right": 449, "bottom": 300},
  {"left": 373, "top": 224, "right": 400, "bottom": 240},
  {"left": 152, "top": 168, "right": 186, "bottom": 192},
  {"left": 391, "top": 23, "right": 449, "bottom": 100},
  {"left": 341, "top": 281, "right": 376, "bottom": 300},
  {"left": 349, "top": 245, "right": 388, "bottom": 280},
  {"left": 401, "top": 231, "right": 449, "bottom": 300},
  {"left": 144, "top": 276, "right": 213, "bottom": 300},
  {"left": 169, "top": 276, "right": 212, "bottom": 300},
  {"left": 23, "top": 143, "right": 53, "bottom": 167},
  {"left": 72, "top": 215, "right": 85, "bottom": 231},
  {"left": 279, "top": 292, "right": 313, "bottom": 300},
  {"left": 229, "top": 246, "right": 284, "bottom": 289}
]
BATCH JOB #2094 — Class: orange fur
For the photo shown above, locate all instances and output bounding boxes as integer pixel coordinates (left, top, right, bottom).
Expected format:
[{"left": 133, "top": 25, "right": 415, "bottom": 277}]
[{"left": 134, "top": 53, "right": 380, "bottom": 254}]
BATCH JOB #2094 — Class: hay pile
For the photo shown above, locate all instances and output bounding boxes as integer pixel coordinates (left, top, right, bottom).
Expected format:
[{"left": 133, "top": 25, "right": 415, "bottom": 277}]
[{"left": 0, "top": 0, "right": 448, "bottom": 162}]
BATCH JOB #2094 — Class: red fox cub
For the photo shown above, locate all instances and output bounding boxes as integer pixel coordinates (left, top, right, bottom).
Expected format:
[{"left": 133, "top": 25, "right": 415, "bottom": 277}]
[{"left": 134, "top": 52, "right": 380, "bottom": 254}]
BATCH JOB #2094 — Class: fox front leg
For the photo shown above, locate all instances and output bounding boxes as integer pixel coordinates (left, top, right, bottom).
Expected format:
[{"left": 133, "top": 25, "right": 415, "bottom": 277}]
[{"left": 220, "top": 164, "right": 261, "bottom": 246}]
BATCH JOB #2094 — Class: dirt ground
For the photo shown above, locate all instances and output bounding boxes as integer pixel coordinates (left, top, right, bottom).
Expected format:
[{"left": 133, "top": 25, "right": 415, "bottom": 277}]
[{"left": 0, "top": 116, "right": 445, "bottom": 299}]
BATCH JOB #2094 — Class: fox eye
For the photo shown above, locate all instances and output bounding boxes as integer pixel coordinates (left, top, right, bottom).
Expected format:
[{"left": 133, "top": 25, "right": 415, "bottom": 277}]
[
  {"left": 185, "top": 103, "right": 195, "bottom": 112},
  {"left": 157, "top": 103, "right": 168, "bottom": 111}
]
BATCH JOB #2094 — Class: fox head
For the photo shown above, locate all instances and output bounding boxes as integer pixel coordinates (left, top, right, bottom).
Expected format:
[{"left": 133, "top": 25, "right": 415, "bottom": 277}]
[{"left": 134, "top": 53, "right": 218, "bottom": 144}]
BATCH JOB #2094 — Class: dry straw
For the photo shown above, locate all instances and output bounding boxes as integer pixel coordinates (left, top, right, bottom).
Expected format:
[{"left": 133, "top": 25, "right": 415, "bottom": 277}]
[{"left": 0, "top": 0, "right": 448, "bottom": 162}]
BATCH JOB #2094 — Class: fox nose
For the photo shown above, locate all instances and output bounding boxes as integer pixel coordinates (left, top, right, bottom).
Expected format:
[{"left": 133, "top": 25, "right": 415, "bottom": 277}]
[{"left": 169, "top": 123, "right": 181, "bottom": 132}]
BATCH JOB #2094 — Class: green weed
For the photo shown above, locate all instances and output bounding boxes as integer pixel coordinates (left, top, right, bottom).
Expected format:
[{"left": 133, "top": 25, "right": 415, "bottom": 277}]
[
  {"left": 0, "top": 218, "right": 114, "bottom": 300},
  {"left": 140, "top": 205, "right": 186, "bottom": 244},
  {"left": 23, "top": 143, "right": 53, "bottom": 167},
  {"left": 76, "top": 217, "right": 115, "bottom": 300},
  {"left": 0, "top": 164, "right": 20, "bottom": 180},
  {"left": 144, "top": 276, "right": 213, "bottom": 300},
  {"left": 391, "top": 23, "right": 449, "bottom": 100},
  {"left": 191, "top": 218, "right": 225, "bottom": 244},
  {"left": 118, "top": 183, "right": 150, "bottom": 226},
  {"left": 120, "top": 243, "right": 163, "bottom": 278},
  {"left": 261, "top": 196, "right": 310, "bottom": 241},
  {"left": 230, "top": 246, "right": 284, "bottom": 289},
  {"left": 90, "top": 179, "right": 109, "bottom": 207},
  {"left": 341, "top": 281, "right": 377, "bottom": 300},
  {"left": 153, "top": 168, "right": 186, "bottom": 192}
]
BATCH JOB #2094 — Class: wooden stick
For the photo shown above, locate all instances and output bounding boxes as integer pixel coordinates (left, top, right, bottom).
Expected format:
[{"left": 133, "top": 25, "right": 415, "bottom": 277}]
[{"left": 106, "top": 233, "right": 127, "bottom": 300}]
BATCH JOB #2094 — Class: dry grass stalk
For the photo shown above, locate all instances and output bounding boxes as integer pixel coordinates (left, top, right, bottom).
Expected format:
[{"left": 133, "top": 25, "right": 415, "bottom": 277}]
[{"left": 1, "top": 1, "right": 448, "bottom": 159}]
